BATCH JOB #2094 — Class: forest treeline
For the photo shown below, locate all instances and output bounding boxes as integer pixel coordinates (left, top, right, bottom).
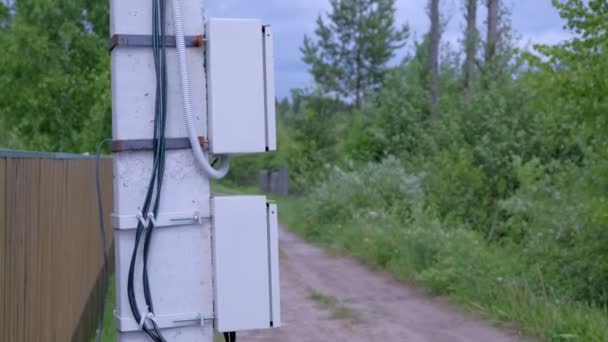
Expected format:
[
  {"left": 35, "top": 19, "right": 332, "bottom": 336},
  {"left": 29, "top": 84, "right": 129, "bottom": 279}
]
[{"left": 1, "top": 0, "right": 607, "bottom": 339}]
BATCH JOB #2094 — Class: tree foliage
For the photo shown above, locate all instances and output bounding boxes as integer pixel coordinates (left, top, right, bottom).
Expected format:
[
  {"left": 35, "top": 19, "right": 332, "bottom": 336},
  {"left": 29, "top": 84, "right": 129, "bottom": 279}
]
[
  {"left": 301, "top": 0, "right": 409, "bottom": 108},
  {"left": 267, "top": 0, "right": 608, "bottom": 337},
  {"left": 0, "top": 0, "right": 109, "bottom": 152},
  {"left": 529, "top": 0, "right": 608, "bottom": 131},
  {"left": 2, "top": 0, "right": 608, "bottom": 336}
]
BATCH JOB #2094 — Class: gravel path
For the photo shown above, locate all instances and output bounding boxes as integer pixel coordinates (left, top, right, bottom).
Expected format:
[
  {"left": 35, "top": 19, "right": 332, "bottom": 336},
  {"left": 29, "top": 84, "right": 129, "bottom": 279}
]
[{"left": 240, "top": 226, "right": 526, "bottom": 342}]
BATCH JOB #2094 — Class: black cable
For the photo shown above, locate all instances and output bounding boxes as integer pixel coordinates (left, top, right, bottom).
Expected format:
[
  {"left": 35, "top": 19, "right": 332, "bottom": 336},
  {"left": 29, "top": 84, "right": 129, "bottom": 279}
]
[
  {"left": 124, "top": 14, "right": 164, "bottom": 335},
  {"left": 125, "top": 0, "right": 168, "bottom": 340},
  {"left": 142, "top": 0, "right": 163, "bottom": 313},
  {"left": 95, "top": 138, "right": 112, "bottom": 342},
  {"left": 142, "top": 0, "right": 169, "bottom": 339},
  {"left": 223, "top": 331, "right": 236, "bottom": 342}
]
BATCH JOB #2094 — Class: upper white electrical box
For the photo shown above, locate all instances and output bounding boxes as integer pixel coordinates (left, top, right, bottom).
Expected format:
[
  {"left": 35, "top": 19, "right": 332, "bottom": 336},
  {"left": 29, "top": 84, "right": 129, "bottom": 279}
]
[
  {"left": 206, "top": 18, "right": 277, "bottom": 154},
  {"left": 211, "top": 196, "right": 281, "bottom": 332}
]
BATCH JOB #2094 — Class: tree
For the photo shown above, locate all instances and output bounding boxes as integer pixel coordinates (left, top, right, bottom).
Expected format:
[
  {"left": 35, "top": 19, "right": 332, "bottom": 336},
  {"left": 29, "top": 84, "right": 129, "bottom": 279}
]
[
  {"left": 0, "top": 2, "right": 9, "bottom": 25},
  {"left": 529, "top": 0, "right": 608, "bottom": 129},
  {"left": 463, "top": 0, "right": 477, "bottom": 98},
  {"left": 478, "top": 0, "right": 519, "bottom": 89},
  {"left": 428, "top": 0, "right": 441, "bottom": 118},
  {"left": 0, "top": 0, "right": 110, "bottom": 152},
  {"left": 485, "top": 0, "right": 499, "bottom": 64},
  {"left": 301, "top": 0, "right": 409, "bottom": 109}
]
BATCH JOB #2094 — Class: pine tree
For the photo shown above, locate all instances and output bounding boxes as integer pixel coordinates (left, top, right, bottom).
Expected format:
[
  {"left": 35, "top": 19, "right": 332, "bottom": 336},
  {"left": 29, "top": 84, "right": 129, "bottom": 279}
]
[
  {"left": 463, "top": 0, "right": 477, "bottom": 98},
  {"left": 428, "top": 0, "right": 441, "bottom": 118},
  {"left": 301, "top": 0, "right": 409, "bottom": 109},
  {"left": 486, "top": 0, "right": 499, "bottom": 64}
]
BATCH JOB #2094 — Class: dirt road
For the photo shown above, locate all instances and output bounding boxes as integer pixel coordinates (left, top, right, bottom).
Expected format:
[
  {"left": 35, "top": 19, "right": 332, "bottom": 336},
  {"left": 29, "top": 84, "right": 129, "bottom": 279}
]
[{"left": 240, "top": 226, "right": 526, "bottom": 342}]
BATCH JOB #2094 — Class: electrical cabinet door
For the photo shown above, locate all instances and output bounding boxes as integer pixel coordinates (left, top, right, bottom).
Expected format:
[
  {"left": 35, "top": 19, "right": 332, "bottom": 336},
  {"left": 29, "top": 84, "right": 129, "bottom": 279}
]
[
  {"left": 206, "top": 19, "right": 277, "bottom": 154},
  {"left": 211, "top": 196, "right": 281, "bottom": 332}
]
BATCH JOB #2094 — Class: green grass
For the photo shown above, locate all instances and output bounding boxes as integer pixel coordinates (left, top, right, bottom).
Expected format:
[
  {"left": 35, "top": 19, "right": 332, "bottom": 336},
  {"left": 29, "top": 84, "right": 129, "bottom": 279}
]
[
  {"left": 275, "top": 194, "right": 608, "bottom": 341},
  {"left": 211, "top": 181, "right": 261, "bottom": 196},
  {"left": 309, "top": 290, "right": 338, "bottom": 308},
  {"left": 97, "top": 274, "right": 116, "bottom": 342},
  {"left": 99, "top": 183, "right": 608, "bottom": 340},
  {"left": 308, "top": 290, "right": 356, "bottom": 321},
  {"left": 330, "top": 306, "right": 357, "bottom": 321}
]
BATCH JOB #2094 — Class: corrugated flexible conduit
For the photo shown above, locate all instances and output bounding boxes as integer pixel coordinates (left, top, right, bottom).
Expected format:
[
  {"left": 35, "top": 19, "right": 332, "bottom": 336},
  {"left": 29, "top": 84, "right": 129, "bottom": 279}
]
[{"left": 171, "top": 0, "right": 230, "bottom": 179}]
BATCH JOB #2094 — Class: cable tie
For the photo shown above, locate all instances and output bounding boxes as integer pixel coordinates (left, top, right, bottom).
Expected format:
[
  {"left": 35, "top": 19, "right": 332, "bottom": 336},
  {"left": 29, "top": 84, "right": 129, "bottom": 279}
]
[
  {"left": 138, "top": 312, "right": 147, "bottom": 329},
  {"left": 138, "top": 308, "right": 155, "bottom": 330},
  {"left": 136, "top": 212, "right": 148, "bottom": 227},
  {"left": 147, "top": 212, "right": 158, "bottom": 226}
]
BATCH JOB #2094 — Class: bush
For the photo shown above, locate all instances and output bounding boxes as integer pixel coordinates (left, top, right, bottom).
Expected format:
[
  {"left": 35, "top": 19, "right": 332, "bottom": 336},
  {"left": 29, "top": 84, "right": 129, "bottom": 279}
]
[
  {"left": 306, "top": 157, "right": 423, "bottom": 226},
  {"left": 500, "top": 156, "right": 608, "bottom": 306},
  {"left": 279, "top": 49, "right": 608, "bottom": 342},
  {"left": 287, "top": 158, "right": 608, "bottom": 340},
  {"left": 278, "top": 2, "right": 608, "bottom": 339},
  {"left": 422, "top": 147, "right": 493, "bottom": 231}
]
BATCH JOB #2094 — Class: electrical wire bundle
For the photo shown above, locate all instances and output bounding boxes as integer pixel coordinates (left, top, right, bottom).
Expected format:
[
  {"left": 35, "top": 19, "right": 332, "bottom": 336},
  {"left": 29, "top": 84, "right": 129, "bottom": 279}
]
[{"left": 125, "top": 0, "right": 169, "bottom": 340}]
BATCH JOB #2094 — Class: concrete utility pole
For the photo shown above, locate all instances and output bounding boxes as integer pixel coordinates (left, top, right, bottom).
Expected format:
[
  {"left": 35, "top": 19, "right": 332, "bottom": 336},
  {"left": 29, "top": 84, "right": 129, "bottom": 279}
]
[
  {"left": 110, "top": 0, "right": 213, "bottom": 340},
  {"left": 110, "top": 0, "right": 280, "bottom": 340}
]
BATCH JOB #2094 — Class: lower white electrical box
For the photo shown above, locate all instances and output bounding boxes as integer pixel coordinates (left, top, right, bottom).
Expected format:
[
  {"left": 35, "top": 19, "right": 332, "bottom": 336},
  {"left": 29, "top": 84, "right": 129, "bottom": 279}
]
[
  {"left": 211, "top": 196, "right": 281, "bottom": 332},
  {"left": 206, "top": 18, "right": 277, "bottom": 154}
]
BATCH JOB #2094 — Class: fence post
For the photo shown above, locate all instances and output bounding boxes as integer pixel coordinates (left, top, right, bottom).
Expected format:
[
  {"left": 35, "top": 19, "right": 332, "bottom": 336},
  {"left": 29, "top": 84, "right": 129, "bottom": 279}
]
[
  {"left": 277, "top": 166, "right": 289, "bottom": 196},
  {"left": 259, "top": 169, "right": 270, "bottom": 193}
]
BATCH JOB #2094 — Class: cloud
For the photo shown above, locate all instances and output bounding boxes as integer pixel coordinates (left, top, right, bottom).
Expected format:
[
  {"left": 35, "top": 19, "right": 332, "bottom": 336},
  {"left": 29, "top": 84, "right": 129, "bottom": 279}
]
[
  {"left": 205, "top": 0, "right": 570, "bottom": 98},
  {"left": 525, "top": 30, "right": 572, "bottom": 46}
]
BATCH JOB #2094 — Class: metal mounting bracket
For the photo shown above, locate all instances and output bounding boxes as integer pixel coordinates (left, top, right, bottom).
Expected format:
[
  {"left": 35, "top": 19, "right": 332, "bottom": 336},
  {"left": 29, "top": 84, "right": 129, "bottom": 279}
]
[
  {"left": 114, "top": 311, "right": 214, "bottom": 332},
  {"left": 109, "top": 34, "right": 204, "bottom": 52},
  {"left": 112, "top": 211, "right": 208, "bottom": 231},
  {"left": 111, "top": 136, "right": 206, "bottom": 153}
]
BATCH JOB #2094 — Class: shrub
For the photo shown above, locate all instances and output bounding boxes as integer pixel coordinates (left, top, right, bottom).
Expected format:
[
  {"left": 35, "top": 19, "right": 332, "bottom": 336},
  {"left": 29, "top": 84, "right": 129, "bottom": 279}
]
[
  {"left": 306, "top": 157, "right": 423, "bottom": 226},
  {"left": 500, "top": 156, "right": 608, "bottom": 306},
  {"left": 421, "top": 147, "right": 493, "bottom": 231}
]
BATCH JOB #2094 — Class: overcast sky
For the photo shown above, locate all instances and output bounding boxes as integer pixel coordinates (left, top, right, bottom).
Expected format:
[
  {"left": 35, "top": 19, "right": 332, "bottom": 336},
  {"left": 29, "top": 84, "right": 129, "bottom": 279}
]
[{"left": 206, "top": 0, "right": 571, "bottom": 99}]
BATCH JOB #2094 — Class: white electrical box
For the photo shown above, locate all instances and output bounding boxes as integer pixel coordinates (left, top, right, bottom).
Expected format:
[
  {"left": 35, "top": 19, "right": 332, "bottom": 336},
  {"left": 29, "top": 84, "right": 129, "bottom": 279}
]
[
  {"left": 211, "top": 196, "right": 281, "bottom": 332},
  {"left": 206, "top": 18, "right": 277, "bottom": 154}
]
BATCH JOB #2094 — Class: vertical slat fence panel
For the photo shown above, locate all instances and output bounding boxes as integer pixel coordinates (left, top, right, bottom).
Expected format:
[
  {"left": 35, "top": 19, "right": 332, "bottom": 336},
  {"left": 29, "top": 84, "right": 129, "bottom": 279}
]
[
  {"left": 0, "top": 152, "right": 113, "bottom": 342},
  {"left": 23, "top": 159, "right": 41, "bottom": 342},
  {"left": 0, "top": 159, "right": 5, "bottom": 340}
]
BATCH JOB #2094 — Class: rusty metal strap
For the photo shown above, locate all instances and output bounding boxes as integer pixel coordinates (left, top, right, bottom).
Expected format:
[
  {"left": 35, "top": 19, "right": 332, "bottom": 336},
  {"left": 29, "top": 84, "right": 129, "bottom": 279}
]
[
  {"left": 112, "top": 137, "right": 206, "bottom": 153},
  {"left": 109, "top": 34, "right": 204, "bottom": 52}
]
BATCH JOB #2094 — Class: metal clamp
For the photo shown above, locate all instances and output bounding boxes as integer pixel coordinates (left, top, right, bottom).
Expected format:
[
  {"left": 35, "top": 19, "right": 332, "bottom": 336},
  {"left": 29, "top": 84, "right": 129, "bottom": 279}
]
[
  {"left": 111, "top": 136, "right": 206, "bottom": 153},
  {"left": 114, "top": 310, "right": 214, "bottom": 332},
  {"left": 112, "top": 211, "right": 208, "bottom": 230},
  {"left": 109, "top": 34, "right": 204, "bottom": 52}
]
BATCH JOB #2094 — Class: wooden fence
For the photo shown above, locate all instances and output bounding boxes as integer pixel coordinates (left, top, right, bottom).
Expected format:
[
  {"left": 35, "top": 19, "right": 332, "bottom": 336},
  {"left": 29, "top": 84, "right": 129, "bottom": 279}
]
[{"left": 0, "top": 150, "right": 113, "bottom": 342}]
